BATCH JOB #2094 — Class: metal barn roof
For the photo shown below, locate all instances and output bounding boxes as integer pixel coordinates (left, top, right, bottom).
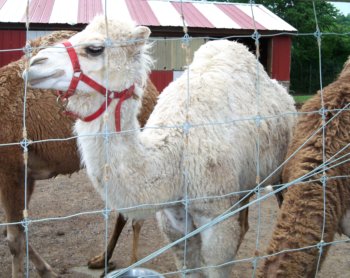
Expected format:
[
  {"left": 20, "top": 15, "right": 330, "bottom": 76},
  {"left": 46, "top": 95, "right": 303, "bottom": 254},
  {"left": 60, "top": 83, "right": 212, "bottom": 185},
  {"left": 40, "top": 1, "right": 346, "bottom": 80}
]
[{"left": 0, "top": 0, "right": 296, "bottom": 32}]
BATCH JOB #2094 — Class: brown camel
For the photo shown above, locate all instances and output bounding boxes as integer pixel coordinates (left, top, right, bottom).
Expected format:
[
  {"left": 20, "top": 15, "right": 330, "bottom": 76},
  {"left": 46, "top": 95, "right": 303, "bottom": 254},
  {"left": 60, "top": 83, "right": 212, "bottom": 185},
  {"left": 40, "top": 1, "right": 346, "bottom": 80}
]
[{"left": 258, "top": 56, "right": 350, "bottom": 278}]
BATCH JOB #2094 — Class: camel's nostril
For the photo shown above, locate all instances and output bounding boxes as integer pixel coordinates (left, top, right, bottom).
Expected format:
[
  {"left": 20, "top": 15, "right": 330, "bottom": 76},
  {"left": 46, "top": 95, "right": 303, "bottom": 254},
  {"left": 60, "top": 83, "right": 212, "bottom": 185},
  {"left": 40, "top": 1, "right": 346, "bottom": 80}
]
[{"left": 30, "top": 57, "right": 48, "bottom": 66}]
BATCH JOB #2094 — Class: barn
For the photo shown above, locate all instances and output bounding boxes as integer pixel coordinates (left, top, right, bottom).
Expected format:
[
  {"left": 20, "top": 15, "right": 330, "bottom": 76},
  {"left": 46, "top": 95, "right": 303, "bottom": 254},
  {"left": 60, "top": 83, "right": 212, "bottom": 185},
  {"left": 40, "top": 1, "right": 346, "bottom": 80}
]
[{"left": 0, "top": 0, "right": 296, "bottom": 91}]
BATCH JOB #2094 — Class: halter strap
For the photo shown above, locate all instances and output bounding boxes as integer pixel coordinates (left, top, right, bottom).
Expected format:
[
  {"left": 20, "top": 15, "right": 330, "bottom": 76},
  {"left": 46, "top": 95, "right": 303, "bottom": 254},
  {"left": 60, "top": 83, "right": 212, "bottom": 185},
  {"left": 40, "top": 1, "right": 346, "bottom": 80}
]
[
  {"left": 57, "top": 41, "right": 135, "bottom": 132},
  {"left": 60, "top": 41, "right": 82, "bottom": 99}
]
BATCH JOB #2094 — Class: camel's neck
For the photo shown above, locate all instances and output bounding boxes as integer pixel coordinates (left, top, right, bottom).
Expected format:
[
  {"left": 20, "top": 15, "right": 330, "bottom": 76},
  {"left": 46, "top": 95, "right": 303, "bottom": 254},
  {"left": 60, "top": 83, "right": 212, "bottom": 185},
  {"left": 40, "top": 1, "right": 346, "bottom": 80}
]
[
  {"left": 338, "top": 58, "right": 350, "bottom": 81},
  {"left": 73, "top": 84, "right": 144, "bottom": 171},
  {"left": 73, "top": 87, "right": 182, "bottom": 217}
]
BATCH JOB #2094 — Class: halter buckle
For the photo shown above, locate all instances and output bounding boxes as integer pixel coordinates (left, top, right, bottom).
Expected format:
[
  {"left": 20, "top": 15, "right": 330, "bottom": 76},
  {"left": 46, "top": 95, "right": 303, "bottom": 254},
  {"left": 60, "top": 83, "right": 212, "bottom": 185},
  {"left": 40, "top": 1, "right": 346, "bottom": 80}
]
[{"left": 56, "top": 93, "right": 69, "bottom": 110}]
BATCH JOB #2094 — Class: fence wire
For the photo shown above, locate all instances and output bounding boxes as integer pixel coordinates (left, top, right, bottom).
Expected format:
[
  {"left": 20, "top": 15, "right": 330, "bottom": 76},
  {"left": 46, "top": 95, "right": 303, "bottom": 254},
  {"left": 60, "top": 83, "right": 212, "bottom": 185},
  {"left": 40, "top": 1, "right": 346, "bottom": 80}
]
[{"left": 0, "top": 0, "right": 349, "bottom": 277}]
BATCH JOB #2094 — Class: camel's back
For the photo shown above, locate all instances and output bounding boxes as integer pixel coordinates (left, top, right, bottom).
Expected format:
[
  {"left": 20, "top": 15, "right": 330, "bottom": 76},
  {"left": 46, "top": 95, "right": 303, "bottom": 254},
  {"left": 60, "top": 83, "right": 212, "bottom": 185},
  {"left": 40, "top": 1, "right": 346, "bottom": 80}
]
[
  {"left": 146, "top": 40, "right": 295, "bottom": 126},
  {"left": 143, "top": 40, "right": 296, "bottom": 190}
]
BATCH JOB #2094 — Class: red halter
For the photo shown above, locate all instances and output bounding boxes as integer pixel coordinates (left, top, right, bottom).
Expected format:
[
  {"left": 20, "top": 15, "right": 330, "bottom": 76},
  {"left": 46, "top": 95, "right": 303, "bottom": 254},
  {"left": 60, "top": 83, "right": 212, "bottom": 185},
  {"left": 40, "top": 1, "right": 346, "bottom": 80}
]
[{"left": 57, "top": 41, "right": 135, "bottom": 132}]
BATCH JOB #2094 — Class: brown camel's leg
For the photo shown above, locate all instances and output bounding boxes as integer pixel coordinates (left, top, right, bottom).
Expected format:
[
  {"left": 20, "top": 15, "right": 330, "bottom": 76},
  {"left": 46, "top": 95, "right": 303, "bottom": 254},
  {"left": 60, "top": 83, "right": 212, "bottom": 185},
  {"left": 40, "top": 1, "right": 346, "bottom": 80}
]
[
  {"left": 28, "top": 244, "right": 58, "bottom": 278},
  {"left": 6, "top": 224, "right": 25, "bottom": 278},
  {"left": 130, "top": 219, "right": 144, "bottom": 264},
  {"left": 274, "top": 191, "right": 284, "bottom": 208},
  {"left": 273, "top": 182, "right": 285, "bottom": 208},
  {"left": 0, "top": 172, "right": 26, "bottom": 277},
  {"left": 238, "top": 204, "right": 249, "bottom": 244},
  {"left": 88, "top": 213, "right": 128, "bottom": 269},
  {"left": 237, "top": 195, "right": 251, "bottom": 251},
  {"left": 1, "top": 171, "right": 58, "bottom": 277}
]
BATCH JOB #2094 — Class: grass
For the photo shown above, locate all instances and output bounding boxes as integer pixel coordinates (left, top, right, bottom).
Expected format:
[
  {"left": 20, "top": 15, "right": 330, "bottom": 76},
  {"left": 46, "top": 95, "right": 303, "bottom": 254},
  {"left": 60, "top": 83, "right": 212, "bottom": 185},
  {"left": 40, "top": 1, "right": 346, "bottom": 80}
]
[{"left": 293, "top": 94, "right": 313, "bottom": 103}]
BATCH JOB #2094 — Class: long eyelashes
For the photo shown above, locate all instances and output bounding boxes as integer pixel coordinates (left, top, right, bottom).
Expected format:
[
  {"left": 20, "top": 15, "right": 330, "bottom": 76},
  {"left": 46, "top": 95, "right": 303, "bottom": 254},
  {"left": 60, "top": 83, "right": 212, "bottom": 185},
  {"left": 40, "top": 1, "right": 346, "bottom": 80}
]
[{"left": 85, "top": 45, "right": 105, "bottom": 57}]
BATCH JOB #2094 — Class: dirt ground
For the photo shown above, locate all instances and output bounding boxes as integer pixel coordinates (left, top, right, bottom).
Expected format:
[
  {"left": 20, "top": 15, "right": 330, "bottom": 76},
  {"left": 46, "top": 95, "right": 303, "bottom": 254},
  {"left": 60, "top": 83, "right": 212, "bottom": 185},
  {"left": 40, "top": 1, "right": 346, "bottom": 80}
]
[{"left": 0, "top": 170, "right": 349, "bottom": 277}]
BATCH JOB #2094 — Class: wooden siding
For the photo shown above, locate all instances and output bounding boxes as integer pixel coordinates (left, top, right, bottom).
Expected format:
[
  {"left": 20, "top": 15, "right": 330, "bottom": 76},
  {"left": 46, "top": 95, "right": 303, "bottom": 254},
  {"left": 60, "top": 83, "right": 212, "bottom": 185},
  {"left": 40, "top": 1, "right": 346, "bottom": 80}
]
[{"left": 151, "top": 37, "right": 206, "bottom": 70}]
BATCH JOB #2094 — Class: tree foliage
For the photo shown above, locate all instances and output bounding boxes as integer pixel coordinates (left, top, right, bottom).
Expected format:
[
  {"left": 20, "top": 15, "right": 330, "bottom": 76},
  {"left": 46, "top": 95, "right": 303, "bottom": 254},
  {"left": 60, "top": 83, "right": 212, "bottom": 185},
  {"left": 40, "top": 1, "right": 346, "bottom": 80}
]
[{"left": 211, "top": 0, "right": 350, "bottom": 94}]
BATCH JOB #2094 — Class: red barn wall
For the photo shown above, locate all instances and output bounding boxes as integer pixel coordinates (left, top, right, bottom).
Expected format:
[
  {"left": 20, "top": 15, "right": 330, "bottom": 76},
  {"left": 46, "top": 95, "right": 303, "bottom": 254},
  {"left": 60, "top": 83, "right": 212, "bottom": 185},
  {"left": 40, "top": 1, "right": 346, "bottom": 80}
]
[
  {"left": 270, "top": 36, "right": 291, "bottom": 83},
  {"left": 0, "top": 30, "right": 26, "bottom": 67},
  {"left": 149, "top": 70, "right": 174, "bottom": 93}
]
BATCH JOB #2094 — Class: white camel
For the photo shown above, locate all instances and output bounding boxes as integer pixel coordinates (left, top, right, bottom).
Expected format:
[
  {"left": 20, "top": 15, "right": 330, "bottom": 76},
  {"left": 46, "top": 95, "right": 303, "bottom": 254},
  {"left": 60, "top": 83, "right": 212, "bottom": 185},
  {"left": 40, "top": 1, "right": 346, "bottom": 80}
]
[{"left": 26, "top": 16, "right": 296, "bottom": 277}]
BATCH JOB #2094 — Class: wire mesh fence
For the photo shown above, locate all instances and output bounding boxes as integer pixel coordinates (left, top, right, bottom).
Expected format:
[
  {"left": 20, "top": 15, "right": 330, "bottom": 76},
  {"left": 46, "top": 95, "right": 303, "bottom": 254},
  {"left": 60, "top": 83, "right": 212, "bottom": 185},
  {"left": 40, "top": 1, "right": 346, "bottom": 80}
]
[{"left": 0, "top": 0, "right": 349, "bottom": 277}]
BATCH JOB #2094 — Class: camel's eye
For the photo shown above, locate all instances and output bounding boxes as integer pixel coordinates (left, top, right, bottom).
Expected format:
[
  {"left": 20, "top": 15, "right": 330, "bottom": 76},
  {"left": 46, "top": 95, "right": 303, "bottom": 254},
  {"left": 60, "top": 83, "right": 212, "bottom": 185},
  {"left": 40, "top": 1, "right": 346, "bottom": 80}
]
[{"left": 85, "top": 45, "right": 105, "bottom": 57}]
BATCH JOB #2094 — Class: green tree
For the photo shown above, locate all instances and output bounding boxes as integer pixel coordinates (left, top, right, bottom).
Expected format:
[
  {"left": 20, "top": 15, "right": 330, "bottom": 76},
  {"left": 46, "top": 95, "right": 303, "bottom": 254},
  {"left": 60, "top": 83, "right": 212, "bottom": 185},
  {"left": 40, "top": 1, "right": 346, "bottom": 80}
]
[{"left": 210, "top": 0, "right": 350, "bottom": 94}]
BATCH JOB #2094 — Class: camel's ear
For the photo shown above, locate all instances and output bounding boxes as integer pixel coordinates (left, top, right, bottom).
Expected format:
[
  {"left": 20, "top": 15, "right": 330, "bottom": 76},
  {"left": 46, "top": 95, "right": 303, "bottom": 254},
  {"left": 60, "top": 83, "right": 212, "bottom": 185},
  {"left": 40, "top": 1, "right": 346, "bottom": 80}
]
[{"left": 132, "top": 26, "right": 151, "bottom": 45}]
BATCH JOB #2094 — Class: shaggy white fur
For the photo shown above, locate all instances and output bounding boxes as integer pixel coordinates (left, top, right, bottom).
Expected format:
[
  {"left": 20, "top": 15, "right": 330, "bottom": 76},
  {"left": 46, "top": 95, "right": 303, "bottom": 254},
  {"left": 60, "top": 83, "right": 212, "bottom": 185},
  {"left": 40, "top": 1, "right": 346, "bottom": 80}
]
[{"left": 27, "top": 16, "right": 296, "bottom": 277}]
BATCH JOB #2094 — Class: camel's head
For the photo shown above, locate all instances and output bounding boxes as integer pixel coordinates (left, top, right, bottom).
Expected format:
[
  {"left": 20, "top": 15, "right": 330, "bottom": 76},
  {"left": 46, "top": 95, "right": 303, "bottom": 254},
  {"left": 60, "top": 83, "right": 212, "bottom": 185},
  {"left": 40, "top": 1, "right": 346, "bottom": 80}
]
[{"left": 25, "top": 16, "right": 152, "bottom": 93}]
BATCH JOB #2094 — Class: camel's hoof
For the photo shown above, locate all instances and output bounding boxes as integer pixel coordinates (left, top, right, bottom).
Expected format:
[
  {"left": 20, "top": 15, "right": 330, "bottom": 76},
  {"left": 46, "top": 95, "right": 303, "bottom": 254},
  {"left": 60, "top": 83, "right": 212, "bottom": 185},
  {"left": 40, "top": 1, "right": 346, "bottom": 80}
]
[
  {"left": 88, "top": 255, "right": 116, "bottom": 270},
  {"left": 88, "top": 254, "right": 105, "bottom": 269}
]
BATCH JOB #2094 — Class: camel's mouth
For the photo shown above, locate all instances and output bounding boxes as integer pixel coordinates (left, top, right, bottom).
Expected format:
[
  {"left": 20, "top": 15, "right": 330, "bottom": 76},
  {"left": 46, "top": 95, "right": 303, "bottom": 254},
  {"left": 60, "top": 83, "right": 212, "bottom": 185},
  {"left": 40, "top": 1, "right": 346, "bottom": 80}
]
[{"left": 28, "top": 69, "right": 65, "bottom": 86}]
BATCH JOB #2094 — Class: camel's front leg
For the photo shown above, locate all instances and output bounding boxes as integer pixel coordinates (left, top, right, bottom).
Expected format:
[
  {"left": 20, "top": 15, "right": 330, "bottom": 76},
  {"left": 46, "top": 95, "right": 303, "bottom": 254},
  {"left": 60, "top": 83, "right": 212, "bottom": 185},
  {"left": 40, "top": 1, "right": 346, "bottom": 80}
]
[
  {"left": 130, "top": 219, "right": 144, "bottom": 264},
  {"left": 157, "top": 206, "right": 203, "bottom": 277},
  {"left": 7, "top": 225, "right": 58, "bottom": 278},
  {"left": 1, "top": 171, "right": 27, "bottom": 278},
  {"left": 192, "top": 202, "right": 243, "bottom": 278},
  {"left": 28, "top": 244, "right": 58, "bottom": 278},
  {"left": 2, "top": 173, "right": 58, "bottom": 278},
  {"left": 88, "top": 213, "right": 128, "bottom": 269},
  {"left": 6, "top": 224, "right": 25, "bottom": 278}
]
